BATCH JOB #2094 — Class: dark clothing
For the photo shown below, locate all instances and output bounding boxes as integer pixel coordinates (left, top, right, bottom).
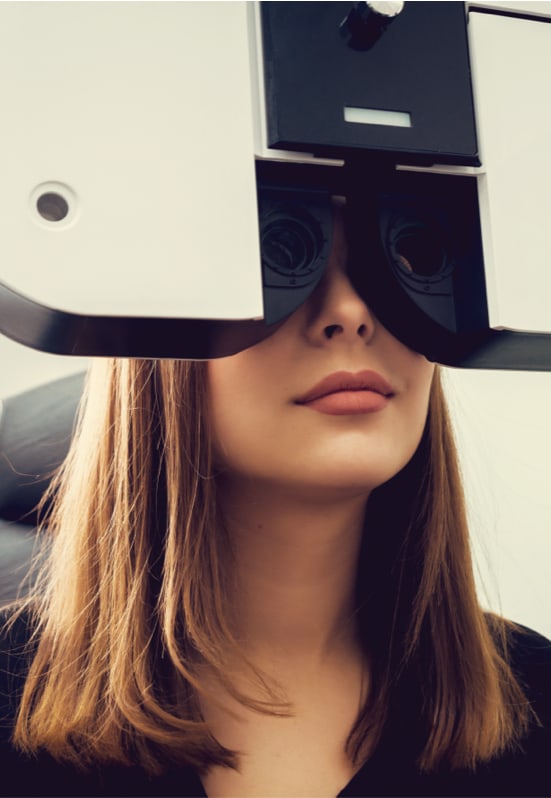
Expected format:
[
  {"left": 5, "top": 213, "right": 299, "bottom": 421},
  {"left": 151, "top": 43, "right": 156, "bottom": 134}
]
[{"left": 1, "top": 609, "right": 550, "bottom": 797}]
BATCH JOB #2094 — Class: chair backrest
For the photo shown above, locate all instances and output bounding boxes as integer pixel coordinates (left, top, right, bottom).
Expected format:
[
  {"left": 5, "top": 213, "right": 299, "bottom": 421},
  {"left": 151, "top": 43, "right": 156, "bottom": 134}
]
[
  {"left": 0, "top": 372, "right": 84, "bottom": 606},
  {"left": 0, "top": 372, "right": 85, "bottom": 523}
]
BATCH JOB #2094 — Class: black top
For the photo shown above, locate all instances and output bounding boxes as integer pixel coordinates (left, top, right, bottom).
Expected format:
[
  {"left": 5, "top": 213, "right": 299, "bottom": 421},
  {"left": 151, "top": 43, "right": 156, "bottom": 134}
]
[{"left": 1, "top": 609, "right": 550, "bottom": 797}]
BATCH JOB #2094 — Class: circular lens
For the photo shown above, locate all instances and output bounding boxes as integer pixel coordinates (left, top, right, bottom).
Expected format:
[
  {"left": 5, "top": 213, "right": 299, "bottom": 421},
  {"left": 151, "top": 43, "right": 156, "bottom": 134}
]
[
  {"left": 394, "top": 226, "right": 445, "bottom": 277},
  {"left": 36, "top": 192, "right": 69, "bottom": 222},
  {"left": 387, "top": 214, "right": 452, "bottom": 284},
  {"left": 261, "top": 207, "right": 323, "bottom": 277}
]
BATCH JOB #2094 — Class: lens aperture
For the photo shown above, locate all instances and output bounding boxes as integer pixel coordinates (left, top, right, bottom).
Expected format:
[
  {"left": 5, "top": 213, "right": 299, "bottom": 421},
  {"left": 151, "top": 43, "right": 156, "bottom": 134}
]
[
  {"left": 387, "top": 215, "right": 453, "bottom": 287},
  {"left": 394, "top": 224, "right": 446, "bottom": 278},
  {"left": 261, "top": 205, "right": 324, "bottom": 279},
  {"left": 262, "top": 217, "right": 317, "bottom": 276}
]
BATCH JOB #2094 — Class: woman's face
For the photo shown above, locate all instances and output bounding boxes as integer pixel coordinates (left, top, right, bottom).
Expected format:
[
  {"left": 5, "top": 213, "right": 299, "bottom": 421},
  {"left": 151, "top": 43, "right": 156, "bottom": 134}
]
[{"left": 207, "top": 203, "right": 435, "bottom": 500}]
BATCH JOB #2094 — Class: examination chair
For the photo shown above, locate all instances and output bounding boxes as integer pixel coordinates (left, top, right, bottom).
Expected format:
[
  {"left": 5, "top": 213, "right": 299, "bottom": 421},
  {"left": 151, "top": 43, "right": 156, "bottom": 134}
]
[{"left": 0, "top": 372, "right": 84, "bottom": 605}]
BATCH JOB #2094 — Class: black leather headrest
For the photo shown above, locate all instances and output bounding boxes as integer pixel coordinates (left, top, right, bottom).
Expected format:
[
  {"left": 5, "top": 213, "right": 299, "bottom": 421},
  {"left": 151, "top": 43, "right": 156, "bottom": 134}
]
[{"left": 0, "top": 372, "right": 85, "bottom": 523}]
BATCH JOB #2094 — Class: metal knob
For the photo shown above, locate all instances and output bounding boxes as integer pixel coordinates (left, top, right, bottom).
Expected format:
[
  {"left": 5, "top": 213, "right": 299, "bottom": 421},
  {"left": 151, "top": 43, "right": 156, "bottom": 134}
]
[{"left": 340, "top": 1, "right": 404, "bottom": 50}]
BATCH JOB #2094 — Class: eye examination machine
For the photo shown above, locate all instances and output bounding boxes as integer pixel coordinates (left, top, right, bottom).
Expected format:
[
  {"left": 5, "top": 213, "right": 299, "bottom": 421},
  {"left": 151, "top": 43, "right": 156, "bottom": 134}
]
[{"left": 0, "top": 1, "right": 550, "bottom": 368}]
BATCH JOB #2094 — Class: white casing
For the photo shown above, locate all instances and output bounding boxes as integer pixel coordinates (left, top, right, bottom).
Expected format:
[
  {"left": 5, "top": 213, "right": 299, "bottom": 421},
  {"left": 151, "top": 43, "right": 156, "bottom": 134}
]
[{"left": 0, "top": 2, "right": 263, "bottom": 320}]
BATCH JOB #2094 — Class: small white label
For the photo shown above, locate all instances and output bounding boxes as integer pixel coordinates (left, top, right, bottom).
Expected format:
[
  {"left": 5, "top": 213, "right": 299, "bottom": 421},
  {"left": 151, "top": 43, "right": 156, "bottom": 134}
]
[{"left": 344, "top": 106, "right": 412, "bottom": 128}]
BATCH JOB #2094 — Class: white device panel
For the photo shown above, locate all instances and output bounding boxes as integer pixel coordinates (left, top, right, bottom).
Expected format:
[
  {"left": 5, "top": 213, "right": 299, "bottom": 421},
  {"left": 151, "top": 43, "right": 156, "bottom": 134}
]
[
  {"left": 0, "top": 2, "right": 263, "bottom": 321},
  {"left": 469, "top": 10, "right": 551, "bottom": 333}
]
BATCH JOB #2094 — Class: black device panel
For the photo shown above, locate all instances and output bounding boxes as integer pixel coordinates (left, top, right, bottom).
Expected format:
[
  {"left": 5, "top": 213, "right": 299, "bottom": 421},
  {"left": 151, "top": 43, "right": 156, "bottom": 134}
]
[{"left": 261, "top": 1, "right": 479, "bottom": 166}]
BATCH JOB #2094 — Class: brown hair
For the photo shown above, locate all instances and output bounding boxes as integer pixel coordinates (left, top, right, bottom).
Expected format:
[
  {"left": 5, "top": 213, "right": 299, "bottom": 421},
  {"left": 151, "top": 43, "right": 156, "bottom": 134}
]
[{"left": 9, "top": 359, "right": 533, "bottom": 775}]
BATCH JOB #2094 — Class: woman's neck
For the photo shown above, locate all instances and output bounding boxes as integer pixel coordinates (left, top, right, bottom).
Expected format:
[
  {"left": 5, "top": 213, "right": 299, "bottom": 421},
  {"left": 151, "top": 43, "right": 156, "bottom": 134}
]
[{"left": 218, "top": 478, "right": 369, "bottom": 668}]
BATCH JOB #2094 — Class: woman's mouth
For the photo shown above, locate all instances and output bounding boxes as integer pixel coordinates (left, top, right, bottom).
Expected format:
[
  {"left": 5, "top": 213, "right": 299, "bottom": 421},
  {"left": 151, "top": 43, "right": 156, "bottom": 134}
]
[{"left": 295, "top": 370, "right": 395, "bottom": 416}]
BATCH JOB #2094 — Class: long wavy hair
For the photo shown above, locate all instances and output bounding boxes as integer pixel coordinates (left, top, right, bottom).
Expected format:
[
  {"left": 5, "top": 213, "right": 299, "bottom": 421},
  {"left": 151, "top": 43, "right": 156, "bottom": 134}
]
[{"left": 9, "top": 359, "right": 533, "bottom": 775}]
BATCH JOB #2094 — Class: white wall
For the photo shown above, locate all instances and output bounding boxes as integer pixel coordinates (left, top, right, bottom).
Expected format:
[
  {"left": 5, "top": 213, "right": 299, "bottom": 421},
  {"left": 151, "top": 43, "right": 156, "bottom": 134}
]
[
  {"left": 1, "top": 333, "right": 550, "bottom": 639},
  {"left": 444, "top": 367, "right": 551, "bottom": 639}
]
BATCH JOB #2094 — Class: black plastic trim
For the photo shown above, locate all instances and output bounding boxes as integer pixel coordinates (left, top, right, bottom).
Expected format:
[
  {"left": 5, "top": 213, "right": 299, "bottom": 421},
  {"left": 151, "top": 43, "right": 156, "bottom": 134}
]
[{"left": 0, "top": 280, "right": 277, "bottom": 360}]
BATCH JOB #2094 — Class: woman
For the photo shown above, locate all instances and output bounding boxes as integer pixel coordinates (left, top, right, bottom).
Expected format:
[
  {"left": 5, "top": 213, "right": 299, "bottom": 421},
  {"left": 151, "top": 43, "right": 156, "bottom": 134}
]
[{"left": 1, "top": 201, "right": 550, "bottom": 797}]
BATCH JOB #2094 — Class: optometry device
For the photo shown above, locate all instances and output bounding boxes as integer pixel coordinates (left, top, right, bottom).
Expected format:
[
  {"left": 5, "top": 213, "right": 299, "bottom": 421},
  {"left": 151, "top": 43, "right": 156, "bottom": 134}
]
[
  {"left": 258, "top": 160, "right": 488, "bottom": 368},
  {"left": 1, "top": 1, "right": 551, "bottom": 369}
]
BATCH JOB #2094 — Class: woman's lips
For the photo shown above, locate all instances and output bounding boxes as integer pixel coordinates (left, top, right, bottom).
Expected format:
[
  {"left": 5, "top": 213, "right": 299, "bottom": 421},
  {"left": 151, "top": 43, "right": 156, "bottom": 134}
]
[
  {"left": 300, "top": 391, "right": 390, "bottom": 415},
  {"left": 295, "top": 370, "right": 394, "bottom": 416}
]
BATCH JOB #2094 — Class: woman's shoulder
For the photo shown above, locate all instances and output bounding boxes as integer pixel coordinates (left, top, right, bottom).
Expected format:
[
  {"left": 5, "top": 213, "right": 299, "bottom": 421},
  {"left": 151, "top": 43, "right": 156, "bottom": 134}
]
[
  {"left": 461, "top": 620, "right": 551, "bottom": 796},
  {"left": 507, "top": 619, "right": 551, "bottom": 655},
  {"left": 505, "top": 620, "right": 551, "bottom": 713}
]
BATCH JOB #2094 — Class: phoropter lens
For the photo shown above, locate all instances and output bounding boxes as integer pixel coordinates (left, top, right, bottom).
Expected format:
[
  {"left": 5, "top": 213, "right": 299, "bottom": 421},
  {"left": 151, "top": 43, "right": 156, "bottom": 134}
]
[
  {"left": 262, "top": 218, "right": 317, "bottom": 275},
  {"left": 387, "top": 214, "right": 452, "bottom": 286},
  {"left": 394, "top": 225, "right": 446, "bottom": 278},
  {"left": 261, "top": 205, "right": 324, "bottom": 278}
]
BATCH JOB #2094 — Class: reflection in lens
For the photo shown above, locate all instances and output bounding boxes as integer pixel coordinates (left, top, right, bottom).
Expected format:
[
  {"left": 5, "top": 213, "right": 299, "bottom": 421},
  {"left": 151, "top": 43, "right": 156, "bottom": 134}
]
[
  {"left": 388, "top": 214, "right": 452, "bottom": 284},
  {"left": 395, "top": 227, "right": 446, "bottom": 277}
]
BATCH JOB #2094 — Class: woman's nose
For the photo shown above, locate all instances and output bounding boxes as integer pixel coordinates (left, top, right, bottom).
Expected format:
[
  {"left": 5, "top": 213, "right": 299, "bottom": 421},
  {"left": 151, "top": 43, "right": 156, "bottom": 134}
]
[{"left": 304, "top": 264, "right": 378, "bottom": 346}]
